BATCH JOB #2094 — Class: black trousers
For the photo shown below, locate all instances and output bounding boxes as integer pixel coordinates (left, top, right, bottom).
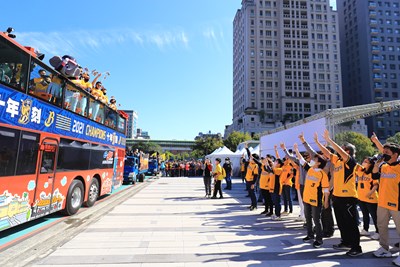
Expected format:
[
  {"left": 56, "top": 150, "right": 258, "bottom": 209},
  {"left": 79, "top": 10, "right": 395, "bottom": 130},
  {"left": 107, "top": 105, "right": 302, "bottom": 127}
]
[
  {"left": 203, "top": 176, "right": 212, "bottom": 195},
  {"left": 213, "top": 180, "right": 223, "bottom": 197},
  {"left": 321, "top": 193, "right": 335, "bottom": 236},
  {"left": 261, "top": 189, "right": 273, "bottom": 213},
  {"left": 332, "top": 196, "right": 361, "bottom": 250},
  {"left": 358, "top": 200, "right": 378, "bottom": 233}
]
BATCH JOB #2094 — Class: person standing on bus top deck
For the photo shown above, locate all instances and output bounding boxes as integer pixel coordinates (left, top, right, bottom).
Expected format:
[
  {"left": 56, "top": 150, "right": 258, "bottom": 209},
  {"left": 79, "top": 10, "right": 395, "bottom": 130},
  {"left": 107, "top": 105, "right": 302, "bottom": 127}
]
[
  {"left": 71, "top": 71, "right": 92, "bottom": 115},
  {"left": 223, "top": 157, "right": 233, "bottom": 190},
  {"left": 211, "top": 158, "right": 223, "bottom": 199},
  {"left": 100, "top": 87, "right": 109, "bottom": 105},
  {"left": 315, "top": 129, "right": 362, "bottom": 257},
  {"left": 90, "top": 81, "right": 104, "bottom": 121}
]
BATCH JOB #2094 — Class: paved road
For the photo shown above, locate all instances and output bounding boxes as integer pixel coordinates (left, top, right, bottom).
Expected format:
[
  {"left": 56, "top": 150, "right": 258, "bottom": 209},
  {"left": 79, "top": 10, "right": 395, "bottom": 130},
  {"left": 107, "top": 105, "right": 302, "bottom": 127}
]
[{"left": 4, "top": 177, "right": 399, "bottom": 267}]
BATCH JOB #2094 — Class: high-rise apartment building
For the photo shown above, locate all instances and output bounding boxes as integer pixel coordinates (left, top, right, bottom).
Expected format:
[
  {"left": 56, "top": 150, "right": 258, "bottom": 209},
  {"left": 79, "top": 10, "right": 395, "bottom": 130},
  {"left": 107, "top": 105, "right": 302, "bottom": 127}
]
[
  {"left": 227, "top": 0, "right": 342, "bottom": 137},
  {"left": 337, "top": 0, "right": 400, "bottom": 139},
  {"left": 122, "top": 110, "right": 138, "bottom": 139}
]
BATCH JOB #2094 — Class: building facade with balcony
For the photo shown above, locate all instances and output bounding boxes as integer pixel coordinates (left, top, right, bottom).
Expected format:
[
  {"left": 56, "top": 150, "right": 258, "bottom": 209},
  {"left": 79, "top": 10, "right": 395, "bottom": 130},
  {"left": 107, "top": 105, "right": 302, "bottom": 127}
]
[
  {"left": 337, "top": 0, "right": 400, "bottom": 139},
  {"left": 228, "top": 0, "right": 343, "bottom": 137}
]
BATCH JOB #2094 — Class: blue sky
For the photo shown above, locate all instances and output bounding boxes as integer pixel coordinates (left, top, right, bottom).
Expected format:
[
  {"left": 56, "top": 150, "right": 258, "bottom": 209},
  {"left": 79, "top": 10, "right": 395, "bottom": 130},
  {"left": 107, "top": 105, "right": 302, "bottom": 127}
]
[{"left": 3, "top": 0, "right": 336, "bottom": 140}]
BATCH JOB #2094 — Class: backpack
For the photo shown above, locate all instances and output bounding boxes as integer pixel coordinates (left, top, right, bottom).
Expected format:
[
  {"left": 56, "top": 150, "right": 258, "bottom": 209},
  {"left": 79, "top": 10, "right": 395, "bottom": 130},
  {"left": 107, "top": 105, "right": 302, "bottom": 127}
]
[{"left": 222, "top": 167, "right": 226, "bottom": 178}]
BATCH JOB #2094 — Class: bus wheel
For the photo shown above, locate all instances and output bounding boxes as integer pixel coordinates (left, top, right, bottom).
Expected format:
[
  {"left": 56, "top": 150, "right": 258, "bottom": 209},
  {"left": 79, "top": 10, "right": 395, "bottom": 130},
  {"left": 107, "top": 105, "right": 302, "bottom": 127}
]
[
  {"left": 85, "top": 178, "right": 99, "bottom": 207},
  {"left": 138, "top": 173, "right": 145, "bottom": 182},
  {"left": 64, "top": 180, "right": 84, "bottom": 215}
]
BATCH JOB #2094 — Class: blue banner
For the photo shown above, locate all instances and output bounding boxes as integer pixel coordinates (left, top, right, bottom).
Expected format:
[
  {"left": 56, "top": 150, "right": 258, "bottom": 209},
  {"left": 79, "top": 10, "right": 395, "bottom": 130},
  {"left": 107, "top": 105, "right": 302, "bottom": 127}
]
[{"left": 0, "top": 84, "right": 126, "bottom": 149}]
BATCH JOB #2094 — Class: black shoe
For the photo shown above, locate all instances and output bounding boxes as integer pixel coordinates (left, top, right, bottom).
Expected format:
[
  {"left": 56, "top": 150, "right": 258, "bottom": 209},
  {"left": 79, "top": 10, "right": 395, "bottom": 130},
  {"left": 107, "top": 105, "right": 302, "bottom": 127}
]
[
  {"left": 260, "top": 210, "right": 268, "bottom": 215},
  {"left": 210, "top": 196, "right": 217, "bottom": 199},
  {"left": 313, "top": 240, "right": 323, "bottom": 248},
  {"left": 266, "top": 213, "right": 273, "bottom": 217},
  {"left": 333, "top": 243, "right": 351, "bottom": 251},
  {"left": 346, "top": 248, "right": 363, "bottom": 257},
  {"left": 249, "top": 206, "right": 257, "bottom": 211},
  {"left": 303, "top": 236, "right": 314, "bottom": 243},
  {"left": 219, "top": 196, "right": 223, "bottom": 199}
]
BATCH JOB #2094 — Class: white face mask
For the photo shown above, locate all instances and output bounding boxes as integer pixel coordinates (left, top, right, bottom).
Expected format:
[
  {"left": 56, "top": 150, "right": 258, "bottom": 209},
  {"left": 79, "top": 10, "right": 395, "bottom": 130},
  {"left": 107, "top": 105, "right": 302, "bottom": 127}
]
[{"left": 309, "top": 160, "right": 316, "bottom": 167}]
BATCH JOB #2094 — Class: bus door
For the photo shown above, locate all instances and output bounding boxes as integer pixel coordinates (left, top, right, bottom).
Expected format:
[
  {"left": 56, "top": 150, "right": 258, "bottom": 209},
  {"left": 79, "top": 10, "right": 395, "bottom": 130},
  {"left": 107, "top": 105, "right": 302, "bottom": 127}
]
[{"left": 31, "top": 138, "right": 60, "bottom": 219}]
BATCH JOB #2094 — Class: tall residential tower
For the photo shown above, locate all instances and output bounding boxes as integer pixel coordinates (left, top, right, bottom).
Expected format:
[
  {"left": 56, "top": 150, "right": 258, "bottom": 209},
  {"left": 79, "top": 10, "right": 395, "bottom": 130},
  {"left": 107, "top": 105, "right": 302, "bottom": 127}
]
[
  {"left": 227, "top": 0, "right": 342, "bottom": 137},
  {"left": 337, "top": 0, "right": 400, "bottom": 139}
]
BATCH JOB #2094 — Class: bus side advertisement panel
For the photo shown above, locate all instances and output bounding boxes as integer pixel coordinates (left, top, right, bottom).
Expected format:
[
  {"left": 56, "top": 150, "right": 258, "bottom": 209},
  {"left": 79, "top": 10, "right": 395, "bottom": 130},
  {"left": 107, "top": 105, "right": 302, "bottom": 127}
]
[{"left": 0, "top": 84, "right": 125, "bottom": 148}]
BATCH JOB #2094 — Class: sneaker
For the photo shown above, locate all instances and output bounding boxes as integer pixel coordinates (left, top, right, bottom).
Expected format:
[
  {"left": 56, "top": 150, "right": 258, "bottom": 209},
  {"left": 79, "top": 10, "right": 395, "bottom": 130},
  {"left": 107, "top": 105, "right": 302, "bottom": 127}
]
[
  {"left": 260, "top": 210, "right": 268, "bottom": 215},
  {"left": 391, "top": 243, "right": 400, "bottom": 254},
  {"left": 393, "top": 255, "right": 400, "bottom": 267},
  {"left": 219, "top": 196, "right": 223, "bottom": 199},
  {"left": 360, "top": 229, "right": 369, "bottom": 236},
  {"left": 303, "top": 236, "right": 314, "bottom": 243},
  {"left": 333, "top": 243, "right": 351, "bottom": 251},
  {"left": 265, "top": 213, "right": 273, "bottom": 217},
  {"left": 313, "top": 240, "right": 323, "bottom": 248},
  {"left": 210, "top": 196, "right": 217, "bottom": 199},
  {"left": 373, "top": 247, "right": 392, "bottom": 258},
  {"left": 346, "top": 248, "right": 363, "bottom": 257},
  {"left": 370, "top": 233, "right": 380, "bottom": 240},
  {"left": 281, "top": 211, "right": 289, "bottom": 215},
  {"left": 271, "top": 215, "right": 282, "bottom": 221}
]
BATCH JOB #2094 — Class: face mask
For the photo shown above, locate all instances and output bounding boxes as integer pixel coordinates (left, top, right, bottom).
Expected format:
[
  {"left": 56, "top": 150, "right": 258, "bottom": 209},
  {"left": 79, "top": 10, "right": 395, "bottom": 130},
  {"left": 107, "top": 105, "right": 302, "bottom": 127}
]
[
  {"left": 383, "top": 154, "right": 391, "bottom": 161},
  {"left": 309, "top": 160, "right": 316, "bottom": 167}
]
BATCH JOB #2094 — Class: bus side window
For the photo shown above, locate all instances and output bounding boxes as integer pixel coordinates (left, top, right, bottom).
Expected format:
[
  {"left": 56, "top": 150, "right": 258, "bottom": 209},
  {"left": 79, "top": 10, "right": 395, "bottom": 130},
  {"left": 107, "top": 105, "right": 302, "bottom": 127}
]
[
  {"left": 16, "top": 132, "right": 40, "bottom": 175},
  {"left": 0, "top": 127, "right": 19, "bottom": 177},
  {"left": 40, "top": 151, "right": 55, "bottom": 173}
]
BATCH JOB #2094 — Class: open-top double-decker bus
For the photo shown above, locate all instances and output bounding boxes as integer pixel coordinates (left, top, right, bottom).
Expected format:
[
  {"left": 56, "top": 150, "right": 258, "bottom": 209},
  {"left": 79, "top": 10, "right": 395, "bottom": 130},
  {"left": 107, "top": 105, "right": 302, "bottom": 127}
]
[{"left": 0, "top": 31, "right": 127, "bottom": 232}]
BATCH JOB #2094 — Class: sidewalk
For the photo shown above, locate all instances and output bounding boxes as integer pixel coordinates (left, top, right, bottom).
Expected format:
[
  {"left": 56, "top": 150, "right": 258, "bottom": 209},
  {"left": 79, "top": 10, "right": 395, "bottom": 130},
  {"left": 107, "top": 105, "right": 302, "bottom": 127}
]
[{"left": 32, "top": 177, "right": 395, "bottom": 267}]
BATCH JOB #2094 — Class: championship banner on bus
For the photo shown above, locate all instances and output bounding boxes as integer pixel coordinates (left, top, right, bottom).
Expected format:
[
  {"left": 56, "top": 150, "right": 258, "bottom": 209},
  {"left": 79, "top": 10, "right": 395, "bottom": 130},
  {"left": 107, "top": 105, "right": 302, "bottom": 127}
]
[{"left": 0, "top": 84, "right": 126, "bottom": 148}]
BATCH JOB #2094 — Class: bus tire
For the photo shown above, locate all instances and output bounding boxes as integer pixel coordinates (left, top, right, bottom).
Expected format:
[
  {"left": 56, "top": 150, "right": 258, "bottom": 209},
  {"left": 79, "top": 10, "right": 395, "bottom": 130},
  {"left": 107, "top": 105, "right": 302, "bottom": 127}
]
[
  {"left": 85, "top": 178, "right": 99, "bottom": 207},
  {"left": 64, "top": 180, "right": 84, "bottom": 215},
  {"left": 138, "top": 173, "right": 144, "bottom": 182}
]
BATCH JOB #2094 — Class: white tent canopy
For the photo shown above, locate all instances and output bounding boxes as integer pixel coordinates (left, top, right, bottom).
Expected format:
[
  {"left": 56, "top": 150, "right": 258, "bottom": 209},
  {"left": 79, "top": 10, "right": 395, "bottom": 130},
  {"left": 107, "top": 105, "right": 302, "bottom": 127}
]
[{"left": 206, "top": 146, "right": 243, "bottom": 177}]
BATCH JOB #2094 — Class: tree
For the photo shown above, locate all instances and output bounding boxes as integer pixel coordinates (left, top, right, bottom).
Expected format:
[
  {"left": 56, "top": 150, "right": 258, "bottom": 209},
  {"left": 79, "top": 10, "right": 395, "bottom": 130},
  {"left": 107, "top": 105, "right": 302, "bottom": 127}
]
[
  {"left": 386, "top": 132, "right": 400, "bottom": 144},
  {"left": 131, "top": 141, "right": 162, "bottom": 154},
  {"left": 334, "top": 131, "right": 377, "bottom": 162},
  {"left": 192, "top": 136, "right": 223, "bottom": 159},
  {"left": 223, "top": 131, "right": 252, "bottom": 152}
]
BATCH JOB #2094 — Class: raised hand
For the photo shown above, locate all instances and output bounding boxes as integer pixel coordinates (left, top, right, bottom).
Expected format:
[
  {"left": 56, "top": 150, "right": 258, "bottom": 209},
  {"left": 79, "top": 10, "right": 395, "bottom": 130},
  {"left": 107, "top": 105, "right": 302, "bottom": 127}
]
[
  {"left": 371, "top": 132, "right": 378, "bottom": 143},
  {"left": 280, "top": 142, "right": 286, "bottom": 150},
  {"left": 314, "top": 132, "right": 319, "bottom": 142},
  {"left": 323, "top": 129, "right": 330, "bottom": 141},
  {"left": 298, "top": 132, "right": 305, "bottom": 143},
  {"left": 293, "top": 143, "right": 298, "bottom": 151}
]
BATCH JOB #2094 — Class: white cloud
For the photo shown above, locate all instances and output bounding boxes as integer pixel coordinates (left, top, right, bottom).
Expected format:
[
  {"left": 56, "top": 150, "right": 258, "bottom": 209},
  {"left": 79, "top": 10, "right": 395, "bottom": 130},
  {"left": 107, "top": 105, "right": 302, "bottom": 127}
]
[{"left": 16, "top": 28, "right": 190, "bottom": 56}]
